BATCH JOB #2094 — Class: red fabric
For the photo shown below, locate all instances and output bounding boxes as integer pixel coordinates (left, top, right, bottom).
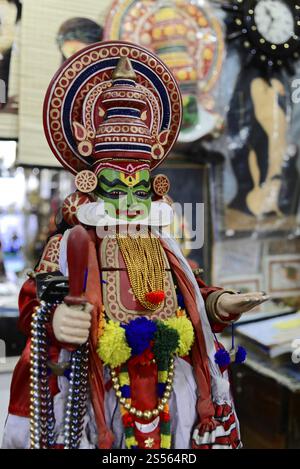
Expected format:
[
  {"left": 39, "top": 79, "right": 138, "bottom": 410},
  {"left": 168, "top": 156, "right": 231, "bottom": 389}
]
[
  {"left": 8, "top": 231, "right": 233, "bottom": 442},
  {"left": 161, "top": 240, "right": 215, "bottom": 426},
  {"left": 87, "top": 230, "right": 114, "bottom": 449},
  {"left": 127, "top": 353, "right": 161, "bottom": 449},
  {"left": 191, "top": 405, "right": 240, "bottom": 449},
  {"left": 8, "top": 275, "right": 230, "bottom": 418},
  {"left": 17, "top": 278, "right": 39, "bottom": 336},
  {"left": 195, "top": 277, "right": 237, "bottom": 333},
  {"left": 9, "top": 232, "right": 114, "bottom": 448}
]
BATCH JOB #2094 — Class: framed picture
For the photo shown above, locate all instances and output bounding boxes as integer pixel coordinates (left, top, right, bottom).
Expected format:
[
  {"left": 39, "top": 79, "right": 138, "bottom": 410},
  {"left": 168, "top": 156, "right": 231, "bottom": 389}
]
[
  {"left": 212, "top": 237, "right": 263, "bottom": 283},
  {"left": 153, "top": 158, "right": 211, "bottom": 280},
  {"left": 265, "top": 255, "right": 300, "bottom": 298},
  {"left": 217, "top": 275, "right": 262, "bottom": 294},
  {"left": 214, "top": 66, "right": 300, "bottom": 235}
]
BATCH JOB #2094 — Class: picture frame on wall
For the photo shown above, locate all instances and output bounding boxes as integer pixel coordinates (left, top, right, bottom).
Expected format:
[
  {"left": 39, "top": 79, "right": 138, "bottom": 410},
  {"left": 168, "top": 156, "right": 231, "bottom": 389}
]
[{"left": 153, "top": 157, "right": 212, "bottom": 281}]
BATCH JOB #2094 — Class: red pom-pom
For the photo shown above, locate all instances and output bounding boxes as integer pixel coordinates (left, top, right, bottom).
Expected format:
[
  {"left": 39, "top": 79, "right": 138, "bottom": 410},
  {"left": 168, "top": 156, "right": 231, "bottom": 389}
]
[
  {"left": 122, "top": 413, "right": 134, "bottom": 428},
  {"left": 129, "top": 347, "right": 154, "bottom": 366},
  {"left": 160, "top": 411, "right": 170, "bottom": 423},
  {"left": 145, "top": 290, "right": 165, "bottom": 304}
]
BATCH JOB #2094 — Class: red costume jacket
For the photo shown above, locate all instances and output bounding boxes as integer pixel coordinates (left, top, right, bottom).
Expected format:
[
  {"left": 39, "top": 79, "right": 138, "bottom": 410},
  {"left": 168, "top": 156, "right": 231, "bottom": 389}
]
[{"left": 8, "top": 234, "right": 231, "bottom": 418}]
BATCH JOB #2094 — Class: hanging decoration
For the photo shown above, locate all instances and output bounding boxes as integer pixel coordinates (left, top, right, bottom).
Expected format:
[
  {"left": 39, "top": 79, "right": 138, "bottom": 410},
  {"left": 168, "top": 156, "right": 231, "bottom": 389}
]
[
  {"left": 104, "top": 0, "right": 225, "bottom": 142},
  {"left": 214, "top": 325, "right": 247, "bottom": 370}
]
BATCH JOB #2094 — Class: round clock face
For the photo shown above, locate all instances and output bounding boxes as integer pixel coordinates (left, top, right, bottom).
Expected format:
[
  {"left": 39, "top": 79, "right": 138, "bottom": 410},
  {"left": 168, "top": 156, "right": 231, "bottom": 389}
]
[{"left": 254, "top": 0, "right": 295, "bottom": 45}]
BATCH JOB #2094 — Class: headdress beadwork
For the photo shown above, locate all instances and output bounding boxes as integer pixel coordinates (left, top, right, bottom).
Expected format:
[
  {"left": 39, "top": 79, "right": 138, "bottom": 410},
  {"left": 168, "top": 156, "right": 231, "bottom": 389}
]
[{"left": 43, "top": 41, "right": 182, "bottom": 176}]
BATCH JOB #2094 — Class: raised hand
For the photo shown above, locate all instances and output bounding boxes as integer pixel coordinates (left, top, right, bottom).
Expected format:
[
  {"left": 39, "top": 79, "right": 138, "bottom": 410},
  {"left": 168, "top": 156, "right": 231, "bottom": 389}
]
[{"left": 217, "top": 291, "right": 270, "bottom": 319}]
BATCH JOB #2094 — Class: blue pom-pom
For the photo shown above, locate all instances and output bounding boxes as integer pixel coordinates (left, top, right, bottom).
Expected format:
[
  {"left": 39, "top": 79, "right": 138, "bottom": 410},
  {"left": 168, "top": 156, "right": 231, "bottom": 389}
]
[
  {"left": 120, "top": 385, "right": 131, "bottom": 398},
  {"left": 124, "top": 317, "right": 157, "bottom": 355},
  {"left": 177, "top": 291, "right": 185, "bottom": 309},
  {"left": 214, "top": 348, "right": 230, "bottom": 367},
  {"left": 235, "top": 345, "right": 247, "bottom": 364},
  {"left": 157, "top": 383, "right": 166, "bottom": 397}
]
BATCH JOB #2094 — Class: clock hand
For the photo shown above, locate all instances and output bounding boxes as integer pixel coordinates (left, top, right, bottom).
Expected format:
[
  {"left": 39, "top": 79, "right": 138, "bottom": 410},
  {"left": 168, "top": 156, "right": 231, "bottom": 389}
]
[{"left": 265, "top": 6, "right": 274, "bottom": 23}]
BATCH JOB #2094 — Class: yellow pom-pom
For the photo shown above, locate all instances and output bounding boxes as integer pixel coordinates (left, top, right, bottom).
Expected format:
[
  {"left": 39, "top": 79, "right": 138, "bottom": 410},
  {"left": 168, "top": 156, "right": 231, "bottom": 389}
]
[
  {"left": 119, "top": 371, "right": 130, "bottom": 387},
  {"left": 97, "top": 320, "right": 131, "bottom": 368},
  {"left": 164, "top": 316, "right": 194, "bottom": 356},
  {"left": 160, "top": 433, "right": 171, "bottom": 449},
  {"left": 125, "top": 436, "right": 138, "bottom": 448},
  {"left": 158, "top": 371, "right": 168, "bottom": 382}
]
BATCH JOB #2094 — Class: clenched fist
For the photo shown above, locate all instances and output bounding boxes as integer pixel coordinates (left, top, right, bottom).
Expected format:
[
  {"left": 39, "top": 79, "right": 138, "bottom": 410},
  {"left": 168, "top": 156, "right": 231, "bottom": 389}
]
[{"left": 52, "top": 302, "right": 93, "bottom": 345}]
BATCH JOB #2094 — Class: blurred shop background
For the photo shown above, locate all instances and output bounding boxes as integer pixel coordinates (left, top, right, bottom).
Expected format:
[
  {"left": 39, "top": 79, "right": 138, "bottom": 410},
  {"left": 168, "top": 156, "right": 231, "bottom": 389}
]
[{"left": 1, "top": 0, "right": 300, "bottom": 448}]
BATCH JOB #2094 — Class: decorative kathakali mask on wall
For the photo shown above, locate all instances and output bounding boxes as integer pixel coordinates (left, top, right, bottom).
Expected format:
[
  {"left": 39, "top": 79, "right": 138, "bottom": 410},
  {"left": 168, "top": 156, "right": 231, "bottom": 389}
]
[{"left": 104, "top": 0, "right": 225, "bottom": 143}]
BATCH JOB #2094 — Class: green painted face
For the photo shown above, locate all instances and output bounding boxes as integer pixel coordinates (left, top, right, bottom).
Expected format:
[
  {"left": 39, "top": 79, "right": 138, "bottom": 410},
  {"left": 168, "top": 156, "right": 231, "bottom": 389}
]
[{"left": 94, "top": 168, "right": 152, "bottom": 221}]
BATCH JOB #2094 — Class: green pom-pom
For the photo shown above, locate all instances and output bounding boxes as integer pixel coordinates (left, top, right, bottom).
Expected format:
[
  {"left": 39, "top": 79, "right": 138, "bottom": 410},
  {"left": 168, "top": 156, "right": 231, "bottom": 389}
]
[
  {"left": 97, "top": 320, "right": 131, "bottom": 368},
  {"left": 164, "top": 316, "right": 194, "bottom": 356},
  {"left": 153, "top": 321, "right": 179, "bottom": 370}
]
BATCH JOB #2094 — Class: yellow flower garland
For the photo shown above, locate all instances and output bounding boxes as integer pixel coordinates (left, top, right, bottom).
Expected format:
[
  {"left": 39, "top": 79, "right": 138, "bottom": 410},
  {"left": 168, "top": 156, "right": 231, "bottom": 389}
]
[
  {"left": 97, "top": 315, "right": 195, "bottom": 368},
  {"left": 97, "top": 320, "right": 131, "bottom": 368},
  {"left": 164, "top": 316, "right": 195, "bottom": 356}
]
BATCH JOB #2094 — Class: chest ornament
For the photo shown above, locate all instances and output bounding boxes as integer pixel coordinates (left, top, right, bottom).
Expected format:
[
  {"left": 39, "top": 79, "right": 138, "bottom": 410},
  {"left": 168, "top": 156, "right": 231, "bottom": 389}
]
[
  {"left": 116, "top": 234, "right": 166, "bottom": 311},
  {"left": 100, "top": 236, "right": 178, "bottom": 322},
  {"left": 97, "top": 312, "right": 194, "bottom": 449}
]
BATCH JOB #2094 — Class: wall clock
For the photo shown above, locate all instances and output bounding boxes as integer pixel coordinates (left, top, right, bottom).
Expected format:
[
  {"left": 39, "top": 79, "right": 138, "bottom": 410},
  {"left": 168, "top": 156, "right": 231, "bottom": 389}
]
[{"left": 222, "top": 0, "right": 300, "bottom": 74}]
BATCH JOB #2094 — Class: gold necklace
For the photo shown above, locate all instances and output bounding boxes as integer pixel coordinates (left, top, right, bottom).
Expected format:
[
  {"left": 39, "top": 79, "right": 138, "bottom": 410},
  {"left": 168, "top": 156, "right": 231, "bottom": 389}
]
[{"left": 116, "top": 233, "right": 165, "bottom": 310}]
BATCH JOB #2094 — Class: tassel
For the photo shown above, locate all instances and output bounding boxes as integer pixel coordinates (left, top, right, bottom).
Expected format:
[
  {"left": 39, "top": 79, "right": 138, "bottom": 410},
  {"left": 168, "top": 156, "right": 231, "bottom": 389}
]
[
  {"left": 231, "top": 324, "right": 247, "bottom": 364},
  {"left": 235, "top": 345, "right": 247, "bottom": 364},
  {"left": 214, "top": 348, "right": 230, "bottom": 367},
  {"left": 145, "top": 290, "right": 165, "bottom": 304}
]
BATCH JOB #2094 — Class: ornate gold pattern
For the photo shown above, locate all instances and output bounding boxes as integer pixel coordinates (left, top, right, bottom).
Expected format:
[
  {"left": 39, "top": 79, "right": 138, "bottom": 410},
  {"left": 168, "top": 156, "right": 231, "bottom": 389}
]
[
  {"left": 152, "top": 174, "right": 170, "bottom": 197},
  {"left": 44, "top": 42, "right": 182, "bottom": 175},
  {"left": 116, "top": 234, "right": 165, "bottom": 310},
  {"left": 75, "top": 170, "right": 98, "bottom": 193},
  {"left": 101, "top": 237, "right": 177, "bottom": 322},
  {"left": 35, "top": 235, "right": 62, "bottom": 273}
]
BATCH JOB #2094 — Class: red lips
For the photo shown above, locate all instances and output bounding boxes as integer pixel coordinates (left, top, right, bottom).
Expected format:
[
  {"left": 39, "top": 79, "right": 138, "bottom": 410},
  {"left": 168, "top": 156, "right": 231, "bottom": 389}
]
[{"left": 116, "top": 209, "right": 144, "bottom": 218}]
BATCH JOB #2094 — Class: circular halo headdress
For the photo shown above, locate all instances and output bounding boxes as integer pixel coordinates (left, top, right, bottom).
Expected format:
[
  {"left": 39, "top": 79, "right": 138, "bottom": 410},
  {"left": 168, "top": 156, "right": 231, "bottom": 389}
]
[{"left": 43, "top": 40, "right": 182, "bottom": 194}]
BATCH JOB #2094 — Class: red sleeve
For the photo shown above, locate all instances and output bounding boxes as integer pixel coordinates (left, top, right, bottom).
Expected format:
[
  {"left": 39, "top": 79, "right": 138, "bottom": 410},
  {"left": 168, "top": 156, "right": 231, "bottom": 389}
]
[
  {"left": 195, "top": 276, "right": 222, "bottom": 302},
  {"left": 18, "top": 278, "right": 40, "bottom": 336},
  {"left": 195, "top": 277, "right": 236, "bottom": 333}
]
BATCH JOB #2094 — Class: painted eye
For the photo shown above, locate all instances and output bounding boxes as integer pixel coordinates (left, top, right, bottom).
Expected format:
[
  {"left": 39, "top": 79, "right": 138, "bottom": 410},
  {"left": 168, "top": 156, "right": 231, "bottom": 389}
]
[
  {"left": 134, "top": 191, "right": 149, "bottom": 198},
  {"left": 109, "top": 190, "right": 126, "bottom": 197}
]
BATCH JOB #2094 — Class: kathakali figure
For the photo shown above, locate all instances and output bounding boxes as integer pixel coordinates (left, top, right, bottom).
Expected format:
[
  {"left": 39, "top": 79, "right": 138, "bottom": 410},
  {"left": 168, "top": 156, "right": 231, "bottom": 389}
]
[{"left": 2, "top": 41, "right": 268, "bottom": 450}]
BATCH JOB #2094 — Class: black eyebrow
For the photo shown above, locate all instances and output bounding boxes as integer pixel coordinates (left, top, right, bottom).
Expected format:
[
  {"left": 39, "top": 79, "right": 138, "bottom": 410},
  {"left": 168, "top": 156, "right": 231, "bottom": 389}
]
[
  {"left": 99, "top": 175, "right": 150, "bottom": 189},
  {"left": 133, "top": 180, "right": 150, "bottom": 189},
  {"left": 99, "top": 175, "right": 128, "bottom": 188}
]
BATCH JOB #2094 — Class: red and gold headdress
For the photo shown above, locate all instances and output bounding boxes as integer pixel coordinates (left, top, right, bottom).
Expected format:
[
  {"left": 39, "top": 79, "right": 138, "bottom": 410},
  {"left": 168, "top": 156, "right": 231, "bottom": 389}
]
[{"left": 43, "top": 41, "right": 182, "bottom": 193}]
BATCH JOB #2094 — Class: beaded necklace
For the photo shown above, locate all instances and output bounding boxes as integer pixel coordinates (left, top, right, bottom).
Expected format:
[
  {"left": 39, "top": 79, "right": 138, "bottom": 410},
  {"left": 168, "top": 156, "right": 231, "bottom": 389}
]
[
  {"left": 116, "top": 234, "right": 165, "bottom": 310},
  {"left": 111, "top": 358, "right": 174, "bottom": 449}
]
